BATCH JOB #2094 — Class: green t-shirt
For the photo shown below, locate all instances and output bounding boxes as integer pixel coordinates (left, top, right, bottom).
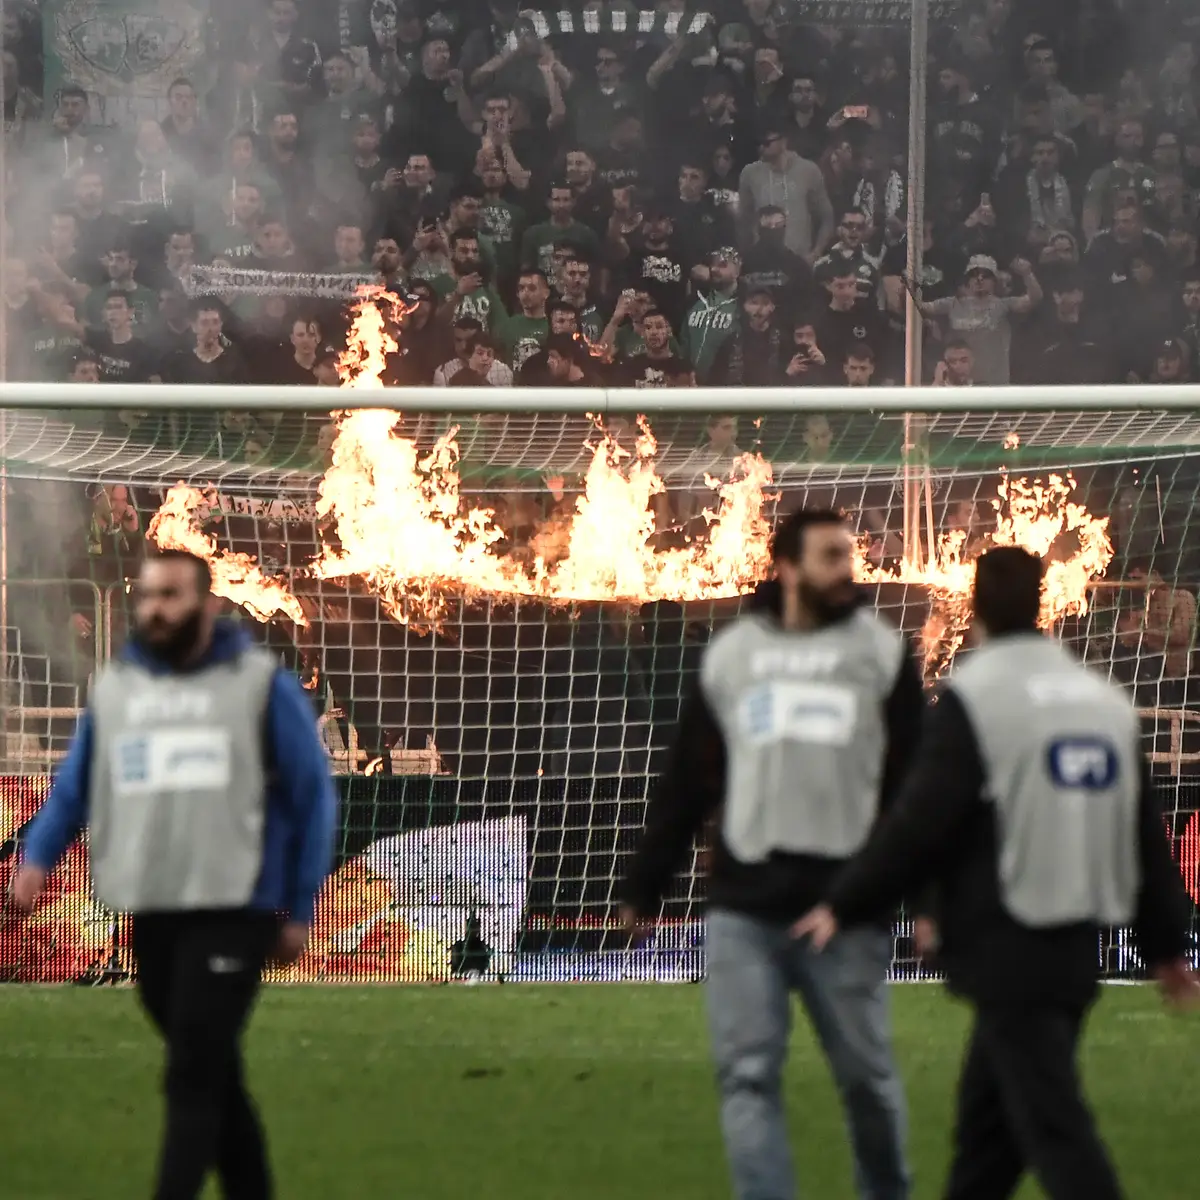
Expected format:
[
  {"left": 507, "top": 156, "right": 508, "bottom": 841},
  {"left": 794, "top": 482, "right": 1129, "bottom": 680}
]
[
  {"left": 453, "top": 285, "right": 508, "bottom": 333},
  {"left": 84, "top": 284, "right": 159, "bottom": 330},
  {"left": 480, "top": 199, "right": 527, "bottom": 281},
  {"left": 520, "top": 221, "right": 600, "bottom": 276},
  {"left": 207, "top": 224, "right": 258, "bottom": 263},
  {"left": 682, "top": 292, "right": 738, "bottom": 383},
  {"left": 500, "top": 314, "right": 549, "bottom": 369}
]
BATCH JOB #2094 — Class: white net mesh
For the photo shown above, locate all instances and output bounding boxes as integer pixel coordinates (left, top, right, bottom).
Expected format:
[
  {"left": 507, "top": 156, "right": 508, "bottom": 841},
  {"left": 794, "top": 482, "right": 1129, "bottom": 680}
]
[{"left": 1, "top": 384, "right": 1198, "bottom": 983}]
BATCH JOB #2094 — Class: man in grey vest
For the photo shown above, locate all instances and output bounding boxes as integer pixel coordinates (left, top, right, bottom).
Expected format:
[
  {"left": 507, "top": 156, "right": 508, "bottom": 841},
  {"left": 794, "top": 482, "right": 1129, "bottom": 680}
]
[
  {"left": 11, "top": 549, "right": 336, "bottom": 1200},
  {"left": 795, "top": 545, "right": 1199, "bottom": 1200},
  {"left": 621, "top": 509, "right": 925, "bottom": 1200}
]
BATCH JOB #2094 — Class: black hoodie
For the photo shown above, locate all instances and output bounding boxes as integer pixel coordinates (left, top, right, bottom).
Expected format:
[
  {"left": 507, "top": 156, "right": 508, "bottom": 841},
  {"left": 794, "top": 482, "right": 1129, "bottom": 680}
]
[{"left": 621, "top": 580, "right": 926, "bottom": 923}]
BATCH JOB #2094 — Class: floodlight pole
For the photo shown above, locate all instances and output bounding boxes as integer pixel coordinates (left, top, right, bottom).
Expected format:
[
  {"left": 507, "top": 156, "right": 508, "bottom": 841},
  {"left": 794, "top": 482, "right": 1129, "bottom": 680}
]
[
  {"left": 902, "top": 0, "right": 931, "bottom": 571},
  {"left": 0, "top": 3, "right": 10, "bottom": 704}
]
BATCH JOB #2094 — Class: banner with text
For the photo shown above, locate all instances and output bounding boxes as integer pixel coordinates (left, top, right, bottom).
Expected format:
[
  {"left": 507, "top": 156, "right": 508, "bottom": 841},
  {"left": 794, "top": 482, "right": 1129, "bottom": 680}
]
[{"left": 44, "top": 0, "right": 213, "bottom": 127}]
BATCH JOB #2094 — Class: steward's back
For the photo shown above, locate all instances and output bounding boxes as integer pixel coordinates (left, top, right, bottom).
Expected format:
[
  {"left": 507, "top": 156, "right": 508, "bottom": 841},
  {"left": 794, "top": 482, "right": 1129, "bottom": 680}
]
[{"left": 948, "top": 634, "right": 1142, "bottom": 930}]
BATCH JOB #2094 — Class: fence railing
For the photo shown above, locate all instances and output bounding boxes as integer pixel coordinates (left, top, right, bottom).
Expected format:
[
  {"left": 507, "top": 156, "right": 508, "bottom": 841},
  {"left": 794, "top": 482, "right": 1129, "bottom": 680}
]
[{"left": 2, "top": 576, "right": 1200, "bottom": 778}]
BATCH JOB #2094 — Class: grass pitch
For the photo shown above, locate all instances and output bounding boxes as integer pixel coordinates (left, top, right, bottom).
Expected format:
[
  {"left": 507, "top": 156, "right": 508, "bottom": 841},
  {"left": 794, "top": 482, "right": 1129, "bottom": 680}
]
[{"left": 0, "top": 984, "right": 1195, "bottom": 1199}]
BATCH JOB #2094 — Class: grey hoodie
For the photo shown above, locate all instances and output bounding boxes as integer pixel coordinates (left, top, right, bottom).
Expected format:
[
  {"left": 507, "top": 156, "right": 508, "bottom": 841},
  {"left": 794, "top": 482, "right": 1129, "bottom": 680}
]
[{"left": 738, "top": 151, "right": 834, "bottom": 258}]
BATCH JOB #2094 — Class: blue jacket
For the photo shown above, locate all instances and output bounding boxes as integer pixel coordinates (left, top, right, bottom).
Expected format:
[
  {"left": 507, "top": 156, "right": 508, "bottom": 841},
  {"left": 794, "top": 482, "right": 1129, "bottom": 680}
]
[{"left": 23, "top": 620, "right": 337, "bottom": 924}]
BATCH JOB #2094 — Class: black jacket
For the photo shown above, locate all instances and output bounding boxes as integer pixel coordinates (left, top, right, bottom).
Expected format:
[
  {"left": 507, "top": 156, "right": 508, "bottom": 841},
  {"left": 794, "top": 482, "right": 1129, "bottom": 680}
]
[
  {"left": 621, "top": 582, "right": 926, "bottom": 923},
  {"left": 827, "top": 681, "right": 1191, "bottom": 1008}
]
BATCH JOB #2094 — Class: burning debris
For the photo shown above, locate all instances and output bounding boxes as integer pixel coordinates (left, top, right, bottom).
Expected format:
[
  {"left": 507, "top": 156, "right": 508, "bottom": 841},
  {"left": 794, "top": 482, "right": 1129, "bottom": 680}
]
[{"left": 148, "top": 294, "right": 1113, "bottom": 674}]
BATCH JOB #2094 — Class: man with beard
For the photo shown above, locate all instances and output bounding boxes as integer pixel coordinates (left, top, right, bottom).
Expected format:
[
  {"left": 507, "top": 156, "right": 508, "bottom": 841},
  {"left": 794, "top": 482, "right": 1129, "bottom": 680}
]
[
  {"left": 683, "top": 248, "right": 741, "bottom": 384},
  {"left": 436, "top": 231, "right": 508, "bottom": 334},
  {"left": 708, "top": 286, "right": 788, "bottom": 387},
  {"left": 616, "top": 308, "right": 692, "bottom": 387},
  {"left": 621, "top": 508, "right": 922, "bottom": 1200},
  {"left": 12, "top": 549, "right": 335, "bottom": 1200}
]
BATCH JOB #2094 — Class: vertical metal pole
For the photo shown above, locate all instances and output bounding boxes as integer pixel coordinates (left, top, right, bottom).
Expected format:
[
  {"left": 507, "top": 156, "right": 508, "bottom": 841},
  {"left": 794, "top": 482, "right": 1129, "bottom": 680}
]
[
  {"left": 902, "top": 0, "right": 929, "bottom": 569},
  {"left": 0, "top": 0, "right": 10, "bottom": 670}
]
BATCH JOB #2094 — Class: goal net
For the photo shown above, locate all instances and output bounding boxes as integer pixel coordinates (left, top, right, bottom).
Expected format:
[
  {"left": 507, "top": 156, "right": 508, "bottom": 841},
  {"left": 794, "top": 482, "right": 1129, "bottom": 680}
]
[{"left": 0, "top": 368, "right": 1197, "bottom": 984}]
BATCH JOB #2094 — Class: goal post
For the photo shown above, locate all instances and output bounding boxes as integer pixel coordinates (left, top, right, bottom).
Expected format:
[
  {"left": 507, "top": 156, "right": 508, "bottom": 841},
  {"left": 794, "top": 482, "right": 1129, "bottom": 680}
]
[{"left": 0, "top": 381, "right": 1197, "bottom": 985}]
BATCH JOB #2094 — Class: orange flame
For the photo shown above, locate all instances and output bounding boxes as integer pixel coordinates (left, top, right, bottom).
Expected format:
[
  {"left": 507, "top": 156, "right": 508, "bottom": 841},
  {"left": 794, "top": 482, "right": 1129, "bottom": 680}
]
[
  {"left": 147, "top": 295, "right": 1112, "bottom": 670},
  {"left": 857, "top": 472, "right": 1113, "bottom": 672},
  {"left": 148, "top": 484, "right": 308, "bottom": 625}
]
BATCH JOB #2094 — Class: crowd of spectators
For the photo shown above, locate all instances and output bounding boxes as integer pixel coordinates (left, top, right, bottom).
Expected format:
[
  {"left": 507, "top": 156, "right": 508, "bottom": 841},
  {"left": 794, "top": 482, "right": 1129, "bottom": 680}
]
[
  {"left": 5, "top": 1, "right": 1200, "bottom": 773},
  {"left": 2, "top": 0, "right": 1200, "bottom": 396}
]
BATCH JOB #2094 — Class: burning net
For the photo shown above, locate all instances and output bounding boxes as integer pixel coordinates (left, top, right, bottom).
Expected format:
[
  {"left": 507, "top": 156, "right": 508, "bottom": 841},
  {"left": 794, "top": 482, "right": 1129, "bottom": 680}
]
[{"left": 148, "top": 294, "right": 1113, "bottom": 672}]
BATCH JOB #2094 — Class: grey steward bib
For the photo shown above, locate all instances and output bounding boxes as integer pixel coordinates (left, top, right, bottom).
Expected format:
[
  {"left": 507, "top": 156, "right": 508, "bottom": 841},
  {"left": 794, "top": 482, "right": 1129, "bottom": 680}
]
[
  {"left": 701, "top": 607, "right": 905, "bottom": 862},
  {"left": 949, "top": 635, "right": 1141, "bottom": 928},
  {"left": 86, "top": 646, "right": 277, "bottom": 912}
]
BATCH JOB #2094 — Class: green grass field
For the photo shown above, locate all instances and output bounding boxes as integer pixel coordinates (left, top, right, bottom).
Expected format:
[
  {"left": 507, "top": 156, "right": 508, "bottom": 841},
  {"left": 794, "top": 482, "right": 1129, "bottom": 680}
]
[{"left": 0, "top": 984, "right": 1195, "bottom": 1199}]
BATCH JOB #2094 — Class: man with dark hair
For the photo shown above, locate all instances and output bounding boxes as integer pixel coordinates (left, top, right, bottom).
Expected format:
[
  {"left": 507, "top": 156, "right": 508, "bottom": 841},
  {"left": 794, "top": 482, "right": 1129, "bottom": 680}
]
[
  {"left": 163, "top": 301, "right": 248, "bottom": 384},
  {"left": 709, "top": 285, "right": 787, "bottom": 387},
  {"left": 520, "top": 182, "right": 600, "bottom": 276},
  {"left": 622, "top": 508, "right": 923, "bottom": 1200},
  {"left": 842, "top": 344, "right": 876, "bottom": 387},
  {"left": 616, "top": 308, "right": 692, "bottom": 388},
  {"left": 13, "top": 549, "right": 336, "bottom": 1200},
  {"left": 815, "top": 263, "right": 891, "bottom": 373},
  {"left": 84, "top": 238, "right": 158, "bottom": 329},
  {"left": 519, "top": 331, "right": 588, "bottom": 386},
  {"left": 613, "top": 200, "right": 691, "bottom": 334},
  {"left": 556, "top": 253, "right": 603, "bottom": 341},
  {"left": 814, "top": 207, "right": 883, "bottom": 303},
  {"left": 683, "top": 248, "right": 741, "bottom": 384},
  {"left": 675, "top": 159, "right": 735, "bottom": 266},
  {"left": 741, "top": 205, "right": 814, "bottom": 320},
  {"left": 501, "top": 268, "right": 551, "bottom": 369},
  {"left": 794, "top": 544, "right": 1198, "bottom": 1200},
  {"left": 87, "top": 290, "right": 160, "bottom": 383}
]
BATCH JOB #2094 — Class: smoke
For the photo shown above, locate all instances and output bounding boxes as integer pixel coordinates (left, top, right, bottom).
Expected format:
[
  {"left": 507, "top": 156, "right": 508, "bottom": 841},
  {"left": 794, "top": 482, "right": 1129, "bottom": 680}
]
[{"left": 2, "top": 479, "right": 95, "bottom": 721}]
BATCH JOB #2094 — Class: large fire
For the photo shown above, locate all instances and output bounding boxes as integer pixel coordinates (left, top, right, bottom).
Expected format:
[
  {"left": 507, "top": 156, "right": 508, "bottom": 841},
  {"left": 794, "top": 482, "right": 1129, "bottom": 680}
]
[
  {"left": 147, "top": 485, "right": 308, "bottom": 625},
  {"left": 858, "top": 472, "right": 1113, "bottom": 671},
  {"left": 149, "top": 294, "right": 1112, "bottom": 667}
]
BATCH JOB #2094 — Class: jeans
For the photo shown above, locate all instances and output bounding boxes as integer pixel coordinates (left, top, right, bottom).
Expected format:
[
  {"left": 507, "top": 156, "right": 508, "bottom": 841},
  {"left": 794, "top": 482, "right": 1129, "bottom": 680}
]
[{"left": 705, "top": 907, "right": 910, "bottom": 1200}]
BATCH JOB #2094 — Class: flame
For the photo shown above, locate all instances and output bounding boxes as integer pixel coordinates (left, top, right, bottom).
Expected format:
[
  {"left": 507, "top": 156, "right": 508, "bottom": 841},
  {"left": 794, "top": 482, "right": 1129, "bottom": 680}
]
[
  {"left": 858, "top": 472, "right": 1113, "bottom": 673},
  {"left": 148, "top": 484, "right": 308, "bottom": 626},
  {"left": 574, "top": 330, "right": 612, "bottom": 361},
  {"left": 1003, "top": 431, "right": 1020, "bottom": 450},
  {"left": 145, "top": 294, "right": 1111, "bottom": 675}
]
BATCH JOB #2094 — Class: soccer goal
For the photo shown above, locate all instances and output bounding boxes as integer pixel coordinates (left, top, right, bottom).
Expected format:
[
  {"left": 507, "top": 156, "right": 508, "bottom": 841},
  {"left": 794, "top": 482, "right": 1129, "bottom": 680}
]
[{"left": 0, "top": 375, "right": 1196, "bottom": 986}]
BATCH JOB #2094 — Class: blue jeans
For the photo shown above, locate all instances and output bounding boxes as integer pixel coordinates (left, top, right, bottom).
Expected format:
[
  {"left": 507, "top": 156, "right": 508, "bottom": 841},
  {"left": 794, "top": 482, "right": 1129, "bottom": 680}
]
[{"left": 705, "top": 907, "right": 910, "bottom": 1200}]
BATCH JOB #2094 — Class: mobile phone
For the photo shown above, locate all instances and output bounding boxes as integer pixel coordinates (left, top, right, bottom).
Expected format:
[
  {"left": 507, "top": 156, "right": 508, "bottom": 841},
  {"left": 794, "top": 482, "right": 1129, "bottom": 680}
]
[
  {"left": 843, "top": 106, "right": 869, "bottom": 120},
  {"left": 980, "top": 192, "right": 992, "bottom": 207}
]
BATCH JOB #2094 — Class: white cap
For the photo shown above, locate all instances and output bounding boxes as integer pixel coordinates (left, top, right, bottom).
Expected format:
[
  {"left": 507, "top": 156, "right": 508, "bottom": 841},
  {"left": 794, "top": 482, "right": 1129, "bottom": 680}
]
[{"left": 965, "top": 254, "right": 998, "bottom": 277}]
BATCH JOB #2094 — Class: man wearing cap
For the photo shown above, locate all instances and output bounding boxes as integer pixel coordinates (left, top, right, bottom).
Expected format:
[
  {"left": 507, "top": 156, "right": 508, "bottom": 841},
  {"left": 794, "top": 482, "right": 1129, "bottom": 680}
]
[
  {"left": 683, "top": 248, "right": 741, "bottom": 384},
  {"left": 915, "top": 254, "right": 1042, "bottom": 385},
  {"left": 738, "top": 121, "right": 834, "bottom": 260},
  {"left": 1147, "top": 338, "right": 1193, "bottom": 384}
]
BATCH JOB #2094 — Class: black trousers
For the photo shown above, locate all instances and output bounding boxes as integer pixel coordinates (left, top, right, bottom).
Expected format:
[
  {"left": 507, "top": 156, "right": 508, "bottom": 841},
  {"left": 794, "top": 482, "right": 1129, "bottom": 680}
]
[
  {"left": 944, "top": 1003, "right": 1123, "bottom": 1200},
  {"left": 132, "top": 910, "right": 278, "bottom": 1200}
]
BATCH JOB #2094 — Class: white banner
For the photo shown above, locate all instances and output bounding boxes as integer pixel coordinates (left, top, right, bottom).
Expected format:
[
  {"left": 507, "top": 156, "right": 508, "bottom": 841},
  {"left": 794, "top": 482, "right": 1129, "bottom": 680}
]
[{"left": 184, "top": 266, "right": 379, "bottom": 300}]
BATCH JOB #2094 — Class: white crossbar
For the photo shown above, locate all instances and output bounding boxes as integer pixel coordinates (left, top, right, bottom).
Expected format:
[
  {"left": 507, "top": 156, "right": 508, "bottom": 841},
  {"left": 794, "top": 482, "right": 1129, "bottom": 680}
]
[{"left": 0, "top": 382, "right": 1198, "bottom": 414}]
